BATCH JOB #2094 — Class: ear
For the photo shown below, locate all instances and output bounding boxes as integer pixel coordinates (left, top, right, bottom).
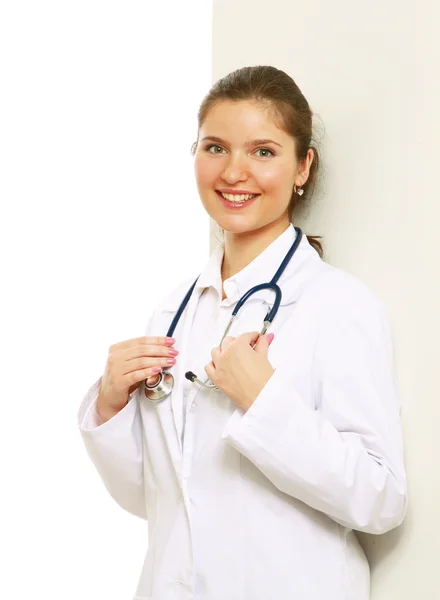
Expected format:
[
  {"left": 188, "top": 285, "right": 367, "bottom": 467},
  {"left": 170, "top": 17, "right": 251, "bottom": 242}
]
[{"left": 296, "top": 148, "right": 315, "bottom": 185}]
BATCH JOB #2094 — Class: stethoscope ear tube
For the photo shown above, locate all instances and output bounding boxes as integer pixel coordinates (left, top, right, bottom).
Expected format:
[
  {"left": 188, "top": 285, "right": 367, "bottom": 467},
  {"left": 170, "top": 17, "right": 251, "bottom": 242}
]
[{"left": 185, "top": 371, "right": 218, "bottom": 389}]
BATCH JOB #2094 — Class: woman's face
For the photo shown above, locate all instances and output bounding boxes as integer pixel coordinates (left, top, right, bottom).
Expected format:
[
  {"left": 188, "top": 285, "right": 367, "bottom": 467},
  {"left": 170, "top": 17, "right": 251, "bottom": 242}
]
[{"left": 194, "top": 100, "right": 313, "bottom": 236}]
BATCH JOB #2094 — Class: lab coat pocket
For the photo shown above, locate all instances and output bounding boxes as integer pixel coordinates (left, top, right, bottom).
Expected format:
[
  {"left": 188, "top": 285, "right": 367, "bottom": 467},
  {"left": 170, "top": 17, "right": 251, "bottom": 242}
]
[{"left": 212, "top": 388, "right": 236, "bottom": 417}]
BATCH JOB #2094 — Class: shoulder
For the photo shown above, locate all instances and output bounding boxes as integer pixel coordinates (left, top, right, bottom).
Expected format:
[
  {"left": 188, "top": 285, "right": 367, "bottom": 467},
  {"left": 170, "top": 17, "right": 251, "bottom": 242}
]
[
  {"left": 307, "top": 264, "right": 396, "bottom": 378},
  {"left": 308, "top": 264, "right": 398, "bottom": 400},
  {"left": 306, "top": 262, "right": 390, "bottom": 328}
]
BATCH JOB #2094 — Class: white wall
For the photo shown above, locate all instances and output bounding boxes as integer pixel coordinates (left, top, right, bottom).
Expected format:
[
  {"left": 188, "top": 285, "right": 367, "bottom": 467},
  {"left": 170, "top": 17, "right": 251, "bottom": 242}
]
[
  {"left": 0, "top": 2, "right": 211, "bottom": 599},
  {"left": 211, "top": 0, "right": 439, "bottom": 597}
]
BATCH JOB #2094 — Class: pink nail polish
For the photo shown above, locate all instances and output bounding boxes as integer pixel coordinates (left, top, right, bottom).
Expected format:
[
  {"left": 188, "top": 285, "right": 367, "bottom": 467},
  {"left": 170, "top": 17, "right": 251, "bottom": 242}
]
[{"left": 267, "top": 333, "right": 275, "bottom": 344}]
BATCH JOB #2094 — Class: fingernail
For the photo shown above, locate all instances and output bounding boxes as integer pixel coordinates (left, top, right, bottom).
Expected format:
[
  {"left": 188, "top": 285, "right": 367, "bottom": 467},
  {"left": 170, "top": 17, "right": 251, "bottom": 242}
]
[
  {"left": 165, "top": 337, "right": 176, "bottom": 346},
  {"left": 168, "top": 349, "right": 179, "bottom": 356},
  {"left": 152, "top": 367, "right": 162, "bottom": 373},
  {"left": 267, "top": 333, "right": 275, "bottom": 344}
]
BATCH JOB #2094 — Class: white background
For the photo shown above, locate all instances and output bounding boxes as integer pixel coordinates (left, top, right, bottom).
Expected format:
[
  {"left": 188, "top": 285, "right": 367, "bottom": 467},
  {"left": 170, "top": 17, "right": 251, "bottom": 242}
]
[{"left": 0, "top": 2, "right": 212, "bottom": 598}]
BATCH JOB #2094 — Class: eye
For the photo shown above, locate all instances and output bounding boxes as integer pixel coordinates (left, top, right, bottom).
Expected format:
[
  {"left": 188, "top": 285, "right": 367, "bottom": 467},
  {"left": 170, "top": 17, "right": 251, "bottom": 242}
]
[
  {"left": 206, "top": 144, "right": 226, "bottom": 154},
  {"left": 255, "top": 148, "right": 275, "bottom": 158}
]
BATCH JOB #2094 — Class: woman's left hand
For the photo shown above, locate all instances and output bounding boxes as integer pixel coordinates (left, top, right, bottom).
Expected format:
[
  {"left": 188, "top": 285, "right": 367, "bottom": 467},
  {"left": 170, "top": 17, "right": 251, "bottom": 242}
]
[{"left": 205, "top": 332, "right": 275, "bottom": 411}]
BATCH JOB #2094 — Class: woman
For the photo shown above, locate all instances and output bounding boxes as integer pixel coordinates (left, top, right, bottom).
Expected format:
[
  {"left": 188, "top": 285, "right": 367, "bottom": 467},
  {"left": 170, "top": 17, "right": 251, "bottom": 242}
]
[{"left": 78, "top": 66, "right": 407, "bottom": 600}]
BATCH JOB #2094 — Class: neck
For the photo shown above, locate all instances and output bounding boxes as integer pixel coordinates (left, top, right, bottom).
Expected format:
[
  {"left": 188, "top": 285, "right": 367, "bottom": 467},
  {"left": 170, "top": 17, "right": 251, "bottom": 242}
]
[{"left": 221, "top": 218, "right": 291, "bottom": 282}]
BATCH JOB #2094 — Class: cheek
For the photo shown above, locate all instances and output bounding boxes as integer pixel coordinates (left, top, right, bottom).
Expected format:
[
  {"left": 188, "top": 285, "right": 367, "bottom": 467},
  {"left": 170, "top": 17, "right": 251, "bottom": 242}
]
[
  {"left": 255, "top": 163, "right": 294, "bottom": 196},
  {"left": 194, "top": 155, "right": 219, "bottom": 189}
]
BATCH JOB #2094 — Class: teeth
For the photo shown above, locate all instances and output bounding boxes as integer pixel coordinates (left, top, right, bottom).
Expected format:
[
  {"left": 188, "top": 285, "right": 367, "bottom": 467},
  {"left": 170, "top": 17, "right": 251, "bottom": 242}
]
[{"left": 220, "top": 192, "right": 257, "bottom": 202}]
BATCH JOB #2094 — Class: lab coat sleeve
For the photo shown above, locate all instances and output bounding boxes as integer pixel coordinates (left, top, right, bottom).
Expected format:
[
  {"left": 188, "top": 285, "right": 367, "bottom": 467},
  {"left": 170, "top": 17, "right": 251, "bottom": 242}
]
[
  {"left": 78, "top": 377, "right": 146, "bottom": 520},
  {"left": 77, "top": 307, "right": 163, "bottom": 521},
  {"left": 221, "top": 299, "right": 408, "bottom": 535}
]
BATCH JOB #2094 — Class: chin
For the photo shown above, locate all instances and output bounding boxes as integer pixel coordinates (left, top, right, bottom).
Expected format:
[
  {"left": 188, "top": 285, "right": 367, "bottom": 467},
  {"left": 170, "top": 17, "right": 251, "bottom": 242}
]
[{"left": 213, "top": 215, "right": 266, "bottom": 235}]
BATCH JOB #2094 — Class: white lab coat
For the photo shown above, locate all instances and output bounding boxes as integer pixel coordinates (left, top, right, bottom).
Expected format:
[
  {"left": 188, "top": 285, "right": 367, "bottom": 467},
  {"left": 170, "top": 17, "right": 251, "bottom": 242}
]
[{"left": 78, "top": 229, "right": 407, "bottom": 600}]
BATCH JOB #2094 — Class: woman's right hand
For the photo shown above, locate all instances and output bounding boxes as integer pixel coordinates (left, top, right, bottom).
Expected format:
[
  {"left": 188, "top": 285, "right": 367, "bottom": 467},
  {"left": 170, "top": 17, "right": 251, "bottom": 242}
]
[{"left": 97, "top": 336, "right": 178, "bottom": 422}]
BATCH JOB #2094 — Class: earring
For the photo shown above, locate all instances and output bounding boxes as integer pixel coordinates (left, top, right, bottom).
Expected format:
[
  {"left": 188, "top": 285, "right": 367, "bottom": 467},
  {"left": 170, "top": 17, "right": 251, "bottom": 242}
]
[{"left": 294, "top": 184, "right": 304, "bottom": 196}]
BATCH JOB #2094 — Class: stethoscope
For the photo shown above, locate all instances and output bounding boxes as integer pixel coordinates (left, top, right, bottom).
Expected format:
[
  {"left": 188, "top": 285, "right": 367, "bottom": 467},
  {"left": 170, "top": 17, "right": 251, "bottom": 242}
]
[{"left": 143, "top": 227, "right": 303, "bottom": 402}]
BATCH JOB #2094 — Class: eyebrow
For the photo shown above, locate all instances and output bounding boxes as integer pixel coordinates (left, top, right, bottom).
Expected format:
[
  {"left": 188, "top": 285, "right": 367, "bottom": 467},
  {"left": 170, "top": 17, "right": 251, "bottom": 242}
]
[{"left": 201, "top": 136, "right": 283, "bottom": 148}]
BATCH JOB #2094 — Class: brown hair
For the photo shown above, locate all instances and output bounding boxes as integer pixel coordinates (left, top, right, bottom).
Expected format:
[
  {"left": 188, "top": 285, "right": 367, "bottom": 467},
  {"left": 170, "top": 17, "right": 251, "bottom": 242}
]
[{"left": 193, "top": 65, "right": 324, "bottom": 258}]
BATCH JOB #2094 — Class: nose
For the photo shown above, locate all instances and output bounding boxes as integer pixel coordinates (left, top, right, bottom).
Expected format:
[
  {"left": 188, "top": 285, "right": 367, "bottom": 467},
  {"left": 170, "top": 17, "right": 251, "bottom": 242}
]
[{"left": 221, "top": 153, "right": 249, "bottom": 184}]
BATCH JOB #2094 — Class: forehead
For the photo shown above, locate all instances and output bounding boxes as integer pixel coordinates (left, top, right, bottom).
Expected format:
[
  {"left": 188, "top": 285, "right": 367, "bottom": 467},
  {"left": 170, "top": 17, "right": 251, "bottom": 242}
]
[{"left": 201, "top": 100, "right": 287, "bottom": 139}]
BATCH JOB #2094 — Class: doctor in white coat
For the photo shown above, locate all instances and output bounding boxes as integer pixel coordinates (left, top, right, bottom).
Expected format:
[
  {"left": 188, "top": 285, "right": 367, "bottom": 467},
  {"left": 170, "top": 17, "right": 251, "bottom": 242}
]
[{"left": 78, "top": 65, "right": 407, "bottom": 600}]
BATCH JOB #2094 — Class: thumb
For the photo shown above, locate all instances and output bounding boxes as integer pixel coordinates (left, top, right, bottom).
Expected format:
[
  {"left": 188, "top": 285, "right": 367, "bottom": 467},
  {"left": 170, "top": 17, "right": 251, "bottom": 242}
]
[{"left": 253, "top": 332, "right": 275, "bottom": 354}]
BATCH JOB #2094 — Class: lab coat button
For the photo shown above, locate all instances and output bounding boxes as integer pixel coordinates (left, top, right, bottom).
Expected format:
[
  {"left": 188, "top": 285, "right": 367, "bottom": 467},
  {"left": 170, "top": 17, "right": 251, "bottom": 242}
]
[{"left": 173, "top": 579, "right": 192, "bottom": 593}]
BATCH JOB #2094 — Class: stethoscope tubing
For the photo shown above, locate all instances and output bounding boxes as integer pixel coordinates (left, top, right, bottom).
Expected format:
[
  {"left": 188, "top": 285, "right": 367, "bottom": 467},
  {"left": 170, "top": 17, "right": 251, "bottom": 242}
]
[{"left": 144, "top": 227, "right": 303, "bottom": 401}]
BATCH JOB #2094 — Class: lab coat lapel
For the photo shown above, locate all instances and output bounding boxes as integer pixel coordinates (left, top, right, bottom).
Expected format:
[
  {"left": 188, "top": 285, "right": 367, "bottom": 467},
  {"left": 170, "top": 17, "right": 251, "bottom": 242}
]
[
  {"left": 157, "top": 279, "right": 204, "bottom": 458},
  {"left": 255, "top": 257, "right": 326, "bottom": 309},
  {"left": 232, "top": 234, "right": 325, "bottom": 311}
]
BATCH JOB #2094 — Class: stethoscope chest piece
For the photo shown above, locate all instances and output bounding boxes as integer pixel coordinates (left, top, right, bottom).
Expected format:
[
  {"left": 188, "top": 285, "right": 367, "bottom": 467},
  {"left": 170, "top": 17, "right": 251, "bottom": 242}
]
[{"left": 144, "top": 371, "right": 174, "bottom": 401}]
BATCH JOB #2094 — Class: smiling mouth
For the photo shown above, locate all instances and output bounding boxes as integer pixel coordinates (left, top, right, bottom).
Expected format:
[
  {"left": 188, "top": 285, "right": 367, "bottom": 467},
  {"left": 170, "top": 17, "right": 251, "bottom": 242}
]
[{"left": 216, "top": 191, "right": 260, "bottom": 203}]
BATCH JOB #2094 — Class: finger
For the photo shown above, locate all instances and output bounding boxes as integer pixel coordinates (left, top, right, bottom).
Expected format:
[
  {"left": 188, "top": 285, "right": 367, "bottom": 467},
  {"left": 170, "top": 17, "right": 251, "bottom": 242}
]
[
  {"left": 145, "top": 372, "right": 162, "bottom": 387},
  {"left": 145, "top": 370, "right": 162, "bottom": 385},
  {"left": 220, "top": 335, "right": 235, "bottom": 351},
  {"left": 205, "top": 361, "right": 215, "bottom": 380},
  {"left": 127, "top": 365, "right": 165, "bottom": 389},
  {"left": 123, "top": 356, "right": 177, "bottom": 375},
  {"left": 253, "top": 332, "right": 275, "bottom": 354},
  {"left": 124, "top": 344, "right": 179, "bottom": 360},
  {"left": 237, "top": 331, "right": 260, "bottom": 347},
  {"left": 112, "top": 336, "right": 175, "bottom": 351},
  {"left": 211, "top": 347, "right": 221, "bottom": 366},
  {"left": 128, "top": 369, "right": 162, "bottom": 396}
]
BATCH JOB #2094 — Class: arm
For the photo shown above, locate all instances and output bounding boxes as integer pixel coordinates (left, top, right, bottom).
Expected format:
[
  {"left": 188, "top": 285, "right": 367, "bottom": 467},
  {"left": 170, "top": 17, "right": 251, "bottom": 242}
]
[
  {"left": 78, "top": 377, "right": 146, "bottom": 520},
  {"left": 77, "top": 308, "right": 162, "bottom": 520},
  {"left": 221, "top": 301, "right": 407, "bottom": 534}
]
